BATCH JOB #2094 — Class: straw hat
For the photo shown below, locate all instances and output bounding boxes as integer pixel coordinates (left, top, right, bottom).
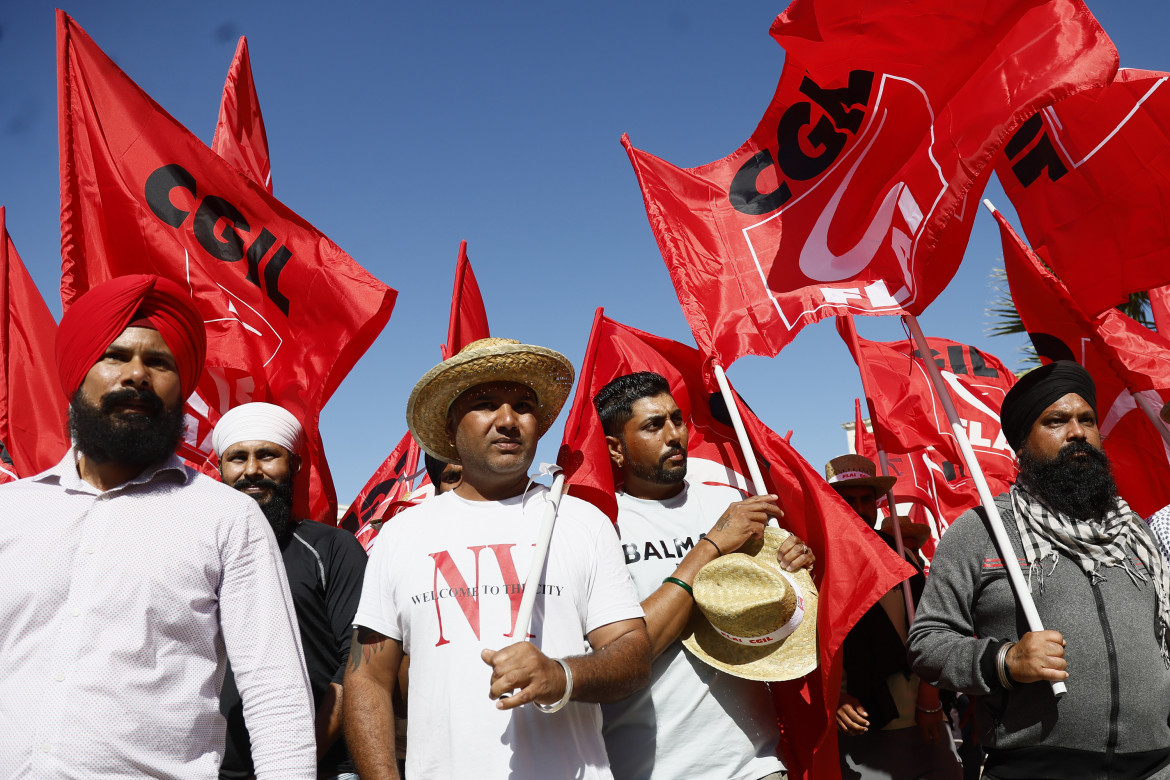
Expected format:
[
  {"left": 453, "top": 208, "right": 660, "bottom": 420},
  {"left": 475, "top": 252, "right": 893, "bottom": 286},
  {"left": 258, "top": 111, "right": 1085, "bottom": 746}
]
[
  {"left": 880, "top": 515, "right": 932, "bottom": 550},
  {"left": 682, "top": 527, "right": 818, "bottom": 682},
  {"left": 406, "top": 338, "right": 574, "bottom": 463},
  {"left": 824, "top": 453, "right": 896, "bottom": 494}
]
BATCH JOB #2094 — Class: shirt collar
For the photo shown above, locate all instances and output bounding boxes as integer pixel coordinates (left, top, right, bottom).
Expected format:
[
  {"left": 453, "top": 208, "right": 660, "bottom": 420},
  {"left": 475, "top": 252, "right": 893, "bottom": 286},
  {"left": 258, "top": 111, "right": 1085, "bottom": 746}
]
[{"left": 35, "top": 447, "right": 193, "bottom": 495}]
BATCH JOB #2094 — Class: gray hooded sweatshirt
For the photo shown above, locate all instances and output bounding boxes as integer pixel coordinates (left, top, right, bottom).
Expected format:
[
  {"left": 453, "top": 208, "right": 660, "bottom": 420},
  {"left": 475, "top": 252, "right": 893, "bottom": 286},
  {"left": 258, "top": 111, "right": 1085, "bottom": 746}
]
[{"left": 908, "top": 494, "right": 1170, "bottom": 779}]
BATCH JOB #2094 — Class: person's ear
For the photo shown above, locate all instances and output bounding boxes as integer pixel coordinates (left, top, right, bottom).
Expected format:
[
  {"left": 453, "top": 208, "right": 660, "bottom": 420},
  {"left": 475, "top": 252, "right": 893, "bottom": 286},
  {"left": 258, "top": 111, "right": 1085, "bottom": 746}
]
[
  {"left": 606, "top": 435, "right": 625, "bottom": 469},
  {"left": 289, "top": 452, "right": 302, "bottom": 478}
]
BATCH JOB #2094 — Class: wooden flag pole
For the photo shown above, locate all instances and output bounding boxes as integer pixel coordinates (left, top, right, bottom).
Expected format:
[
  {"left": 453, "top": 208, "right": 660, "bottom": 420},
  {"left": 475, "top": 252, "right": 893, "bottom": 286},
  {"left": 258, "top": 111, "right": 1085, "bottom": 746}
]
[
  {"left": 903, "top": 313, "right": 1065, "bottom": 696},
  {"left": 842, "top": 314, "right": 916, "bottom": 619}
]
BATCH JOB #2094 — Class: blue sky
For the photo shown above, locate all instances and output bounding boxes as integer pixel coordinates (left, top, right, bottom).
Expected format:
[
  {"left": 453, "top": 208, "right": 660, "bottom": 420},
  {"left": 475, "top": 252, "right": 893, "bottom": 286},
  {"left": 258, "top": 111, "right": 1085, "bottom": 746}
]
[{"left": 1, "top": 1, "right": 1165, "bottom": 502}]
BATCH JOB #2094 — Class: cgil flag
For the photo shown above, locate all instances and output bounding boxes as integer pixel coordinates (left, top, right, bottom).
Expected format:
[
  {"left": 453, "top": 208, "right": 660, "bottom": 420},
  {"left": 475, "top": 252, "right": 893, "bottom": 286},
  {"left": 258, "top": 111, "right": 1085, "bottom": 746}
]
[
  {"left": 624, "top": 0, "right": 1116, "bottom": 367},
  {"left": 995, "top": 209, "right": 1170, "bottom": 517},
  {"left": 0, "top": 207, "right": 70, "bottom": 478},
  {"left": 212, "top": 36, "right": 273, "bottom": 194},
  {"left": 557, "top": 309, "right": 912, "bottom": 780},
  {"left": 57, "top": 11, "right": 397, "bottom": 522},
  {"left": 996, "top": 69, "right": 1170, "bottom": 317}
]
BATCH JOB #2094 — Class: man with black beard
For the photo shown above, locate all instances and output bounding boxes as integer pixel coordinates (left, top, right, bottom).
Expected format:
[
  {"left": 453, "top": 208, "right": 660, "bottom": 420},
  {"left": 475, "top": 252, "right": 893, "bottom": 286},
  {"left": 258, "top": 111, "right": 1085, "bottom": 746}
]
[
  {"left": 909, "top": 361, "right": 1170, "bottom": 780},
  {"left": 213, "top": 402, "right": 368, "bottom": 780},
  {"left": 0, "top": 275, "right": 315, "bottom": 779}
]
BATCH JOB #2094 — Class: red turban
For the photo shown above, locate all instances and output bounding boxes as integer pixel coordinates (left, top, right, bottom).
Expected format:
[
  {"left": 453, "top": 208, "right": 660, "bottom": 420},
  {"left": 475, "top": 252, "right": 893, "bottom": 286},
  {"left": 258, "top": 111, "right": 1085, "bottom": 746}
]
[{"left": 56, "top": 275, "right": 207, "bottom": 399}]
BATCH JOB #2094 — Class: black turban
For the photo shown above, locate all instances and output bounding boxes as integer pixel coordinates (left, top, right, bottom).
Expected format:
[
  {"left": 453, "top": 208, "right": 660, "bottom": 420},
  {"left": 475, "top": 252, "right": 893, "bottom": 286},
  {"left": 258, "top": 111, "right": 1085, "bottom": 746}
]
[{"left": 1000, "top": 361, "right": 1097, "bottom": 452}]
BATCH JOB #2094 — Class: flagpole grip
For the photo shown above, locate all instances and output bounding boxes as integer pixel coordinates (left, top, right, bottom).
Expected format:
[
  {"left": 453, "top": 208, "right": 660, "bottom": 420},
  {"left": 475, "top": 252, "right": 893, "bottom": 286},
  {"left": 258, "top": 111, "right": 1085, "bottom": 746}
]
[
  {"left": 903, "top": 314, "right": 1065, "bottom": 697},
  {"left": 711, "top": 363, "right": 769, "bottom": 504}
]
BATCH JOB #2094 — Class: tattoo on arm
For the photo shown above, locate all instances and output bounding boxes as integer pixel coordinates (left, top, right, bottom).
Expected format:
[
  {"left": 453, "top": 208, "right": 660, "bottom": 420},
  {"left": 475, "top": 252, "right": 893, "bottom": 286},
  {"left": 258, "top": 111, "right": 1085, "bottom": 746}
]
[
  {"left": 713, "top": 512, "right": 731, "bottom": 532},
  {"left": 348, "top": 627, "right": 392, "bottom": 673}
]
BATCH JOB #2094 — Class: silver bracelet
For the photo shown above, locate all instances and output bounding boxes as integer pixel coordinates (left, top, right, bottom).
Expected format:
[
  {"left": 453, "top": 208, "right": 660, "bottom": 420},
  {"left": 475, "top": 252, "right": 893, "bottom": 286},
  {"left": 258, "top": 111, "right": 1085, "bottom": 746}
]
[
  {"left": 996, "top": 641, "right": 1016, "bottom": 690},
  {"left": 535, "top": 658, "right": 573, "bottom": 714}
]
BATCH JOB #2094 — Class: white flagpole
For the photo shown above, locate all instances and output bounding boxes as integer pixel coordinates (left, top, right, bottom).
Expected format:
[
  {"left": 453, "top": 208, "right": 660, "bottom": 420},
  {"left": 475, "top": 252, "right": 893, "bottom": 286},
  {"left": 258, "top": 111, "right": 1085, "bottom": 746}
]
[
  {"left": 499, "top": 472, "right": 567, "bottom": 700},
  {"left": 513, "top": 472, "right": 566, "bottom": 637},
  {"left": 903, "top": 312, "right": 1064, "bottom": 696},
  {"left": 711, "top": 362, "right": 769, "bottom": 502}
]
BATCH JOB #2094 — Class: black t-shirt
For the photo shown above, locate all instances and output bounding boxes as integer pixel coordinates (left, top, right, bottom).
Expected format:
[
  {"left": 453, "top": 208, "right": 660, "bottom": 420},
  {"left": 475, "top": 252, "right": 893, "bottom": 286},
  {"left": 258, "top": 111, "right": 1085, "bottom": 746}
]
[{"left": 219, "top": 519, "right": 368, "bottom": 779}]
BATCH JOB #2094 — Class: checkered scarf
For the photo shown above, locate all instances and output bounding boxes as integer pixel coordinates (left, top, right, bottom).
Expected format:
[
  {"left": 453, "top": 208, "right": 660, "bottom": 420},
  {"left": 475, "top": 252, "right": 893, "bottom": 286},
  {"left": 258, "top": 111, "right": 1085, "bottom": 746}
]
[{"left": 1010, "top": 484, "right": 1170, "bottom": 666}]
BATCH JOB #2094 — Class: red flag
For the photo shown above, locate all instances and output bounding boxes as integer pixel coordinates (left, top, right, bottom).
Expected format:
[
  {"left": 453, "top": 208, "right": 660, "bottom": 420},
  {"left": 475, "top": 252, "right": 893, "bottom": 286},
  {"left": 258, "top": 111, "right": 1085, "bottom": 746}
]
[
  {"left": 57, "top": 12, "right": 396, "bottom": 523},
  {"left": 212, "top": 36, "right": 273, "bottom": 194},
  {"left": 0, "top": 208, "right": 70, "bottom": 476},
  {"left": 836, "top": 317, "right": 1018, "bottom": 494},
  {"left": 996, "top": 69, "right": 1170, "bottom": 316},
  {"left": 341, "top": 431, "right": 424, "bottom": 552},
  {"left": 441, "top": 241, "right": 490, "bottom": 359},
  {"left": 1151, "top": 286, "right": 1170, "bottom": 335},
  {"left": 557, "top": 309, "right": 912, "bottom": 780},
  {"left": 623, "top": 0, "right": 1116, "bottom": 366},
  {"left": 995, "top": 209, "right": 1170, "bottom": 517},
  {"left": 884, "top": 448, "right": 986, "bottom": 544},
  {"left": 853, "top": 398, "right": 876, "bottom": 462}
]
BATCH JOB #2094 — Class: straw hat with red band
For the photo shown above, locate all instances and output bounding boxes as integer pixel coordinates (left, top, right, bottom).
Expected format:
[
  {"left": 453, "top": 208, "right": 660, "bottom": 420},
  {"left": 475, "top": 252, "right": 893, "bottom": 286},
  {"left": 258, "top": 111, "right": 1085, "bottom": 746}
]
[
  {"left": 407, "top": 338, "right": 574, "bottom": 464},
  {"left": 682, "top": 527, "right": 819, "bottom": 682},
  {"left": 824, "top": 453, "right": 896, "bottom": 494}
]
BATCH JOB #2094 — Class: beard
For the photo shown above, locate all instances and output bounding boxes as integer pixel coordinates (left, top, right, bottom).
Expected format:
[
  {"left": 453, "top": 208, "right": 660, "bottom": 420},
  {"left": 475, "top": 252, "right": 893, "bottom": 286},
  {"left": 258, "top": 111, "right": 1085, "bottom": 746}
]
[
  {"left": 70, "top": 387, "right": 185, "bottom": 469},
  {"left": 628, "top": 445, "right": 688, "bottom": 486},
  {"left": 231, "top": 476, "right": 295, "bottom": 543},
  {"left": 1017, "top": 439, "right": 1119, "bottom": 522}
]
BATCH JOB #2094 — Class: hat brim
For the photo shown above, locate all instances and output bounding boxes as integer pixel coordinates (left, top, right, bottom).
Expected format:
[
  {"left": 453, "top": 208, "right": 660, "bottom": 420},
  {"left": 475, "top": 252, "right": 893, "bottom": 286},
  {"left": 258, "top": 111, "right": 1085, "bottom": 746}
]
[
  {"left": 830, "top": 474, "right": 897, "bottom": 495},
  {"left": 882, "top": 518, "right": 932, "bottom": 546},
  {"left": 406, "top": 342, "right": 574, "bottom": 463},
  {"left": 681, "top": 528, "right": 819, "bottom": 682}
]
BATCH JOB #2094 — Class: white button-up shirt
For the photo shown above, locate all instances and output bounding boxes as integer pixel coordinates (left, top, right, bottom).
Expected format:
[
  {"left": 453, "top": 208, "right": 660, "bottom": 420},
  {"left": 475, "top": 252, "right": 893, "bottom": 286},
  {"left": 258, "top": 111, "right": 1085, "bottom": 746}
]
[{"left": 0, "top": 450, "right": 315, "bottom": 780}]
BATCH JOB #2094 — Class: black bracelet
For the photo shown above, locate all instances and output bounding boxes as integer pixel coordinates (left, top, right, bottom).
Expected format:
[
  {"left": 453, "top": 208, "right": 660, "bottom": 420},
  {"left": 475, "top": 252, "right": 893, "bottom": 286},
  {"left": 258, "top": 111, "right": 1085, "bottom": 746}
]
[
  {"left": 662, "top": 576, "right": 694, "bottom": 597},
  {"left": 701, "top": 536, "right": 723, "bottom": 556}
]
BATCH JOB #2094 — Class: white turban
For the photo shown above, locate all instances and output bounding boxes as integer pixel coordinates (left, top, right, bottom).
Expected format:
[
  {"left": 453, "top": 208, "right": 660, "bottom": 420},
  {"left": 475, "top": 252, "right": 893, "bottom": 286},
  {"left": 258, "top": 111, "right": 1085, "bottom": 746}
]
[{"left": 212, "top": 402, "right": 304, "bottom": 456}]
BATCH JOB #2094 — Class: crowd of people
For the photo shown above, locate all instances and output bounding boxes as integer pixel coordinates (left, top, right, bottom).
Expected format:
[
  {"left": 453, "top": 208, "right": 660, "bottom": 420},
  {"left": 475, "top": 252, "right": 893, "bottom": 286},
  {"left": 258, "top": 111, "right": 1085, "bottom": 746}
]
[{"left": 3, "top": 274, "right": 1170, "bottom": 780}]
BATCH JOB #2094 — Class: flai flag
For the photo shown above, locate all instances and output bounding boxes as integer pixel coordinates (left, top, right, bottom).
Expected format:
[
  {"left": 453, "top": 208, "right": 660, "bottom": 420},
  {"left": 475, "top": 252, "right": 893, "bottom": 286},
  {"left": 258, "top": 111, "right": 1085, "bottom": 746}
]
[
  {"left": 212, "top": 36, "right": 273, "bottom": 194},
  {"left": 997, "top": 69, "right": 1170, "bottom": 316},
  {"left": 836, "top": 316, "right": 1018, "bottom": 497},
  {"left": 0, "top": 207, "right": 70, "bottom": 478},
  {"left": 57, "top": 11, "right": 397, "bottom": 522},
  {"left": 995, "top": 210, "right": 1170, "bottom": 517},
  {"left": 557, "top": 309, "right": 912, "bottom": 780},
  {"left": 624, "top": 0, "right": 1115, "bottom": 367}
]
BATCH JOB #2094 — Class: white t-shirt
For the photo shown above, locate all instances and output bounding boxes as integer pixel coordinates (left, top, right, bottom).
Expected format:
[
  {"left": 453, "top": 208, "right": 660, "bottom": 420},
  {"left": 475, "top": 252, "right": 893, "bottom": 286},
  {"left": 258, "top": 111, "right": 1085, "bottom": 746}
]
[
  {"left": 602, "top": 481, "right": 785, "bottom": 780},
  {"left": 354, "top": 485, "right": 644, "bottom": 780}
]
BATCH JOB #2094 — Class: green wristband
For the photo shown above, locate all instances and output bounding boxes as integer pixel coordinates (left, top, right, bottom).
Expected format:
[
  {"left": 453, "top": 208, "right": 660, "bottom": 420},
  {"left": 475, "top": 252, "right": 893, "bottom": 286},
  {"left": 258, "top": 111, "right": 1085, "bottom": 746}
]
[{"left": 662, "top": 576, "right": 694, "bottom": 597}]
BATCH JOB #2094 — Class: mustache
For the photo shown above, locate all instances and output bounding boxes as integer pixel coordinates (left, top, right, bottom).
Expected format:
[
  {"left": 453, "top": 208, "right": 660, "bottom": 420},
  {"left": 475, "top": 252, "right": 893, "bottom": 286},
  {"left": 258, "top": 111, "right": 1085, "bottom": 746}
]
[
  {"left": 1057, "top": 439, "right": 1106, "bottom": 462},
  {"left": 231, "top": 476, "right": 285, "bottom": 492},
  {"left": 660, "top": 447, "right": 686, "bottom": 465},
  {"left": 100, "top": 387, "right": 165, "bottom": 416}
]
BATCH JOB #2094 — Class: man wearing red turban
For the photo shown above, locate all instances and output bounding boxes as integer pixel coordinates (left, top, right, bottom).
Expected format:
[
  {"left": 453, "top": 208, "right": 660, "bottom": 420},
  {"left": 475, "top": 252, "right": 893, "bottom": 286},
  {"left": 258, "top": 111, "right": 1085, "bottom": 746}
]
[{"left": 0, "top": 275, "right": 317, "bottom": 780}]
